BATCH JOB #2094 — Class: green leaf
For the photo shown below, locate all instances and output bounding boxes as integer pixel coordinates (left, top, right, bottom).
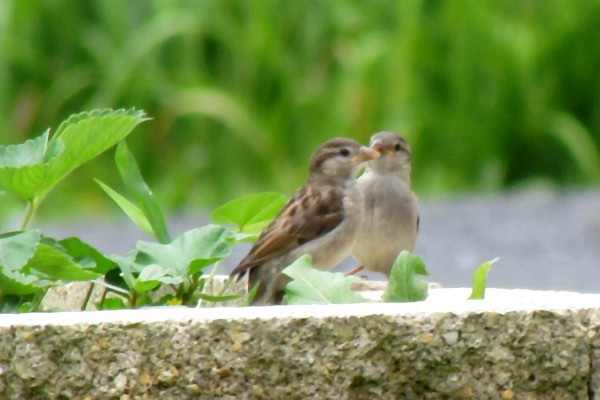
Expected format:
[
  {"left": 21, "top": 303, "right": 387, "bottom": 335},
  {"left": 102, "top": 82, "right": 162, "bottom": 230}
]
[
  {"left": 132, "top": 264, "right": 165, "bottom": 293},
  {"left": 189, "top": 258, "right": 222, "bottom": 275},
  {"left": 135, "top": 225, "right": 234, "bottom": 277},
  {"left": 96, "top": 179, "right": 154, "bottom": 236},
  {"left": 468, "top": 257, "right": 499, "bottom": 300},
  {"left": 283, "top": 255, "right": 369, "bottom": 305},
  {"left": 0, "top": 230, "right": 41, "bottom": 270},
  {"left": 109, "top": 253, "right": 138, "bottom": 289},
  {"left": 383, "top": 251, "right": 429, "bottom": 302},
  {"left": 0, "top": 131, "right": 52, "bottom": 199},
  {"left": 115, "top": 141, "right": 171, "bottom": 243},
  {"left": 0, "top": 130, "right": 49, "bottom": 167},
  {"left": 211, "top": 192, "right": 286, "bottom": 234},
  {"left": 0, "top": 269, "right": 52, "bottom": 295},
  {"left": 0, "top": 231, "right": 57, "bottom": 295},
  {"left": 45, "top": 108, "right": 148, "bottom": 192},
  {"left": 24, "top": 243, "right": 101, "bottom": 281},
  {"left": 55, "top": 237, "right": 118, "bottom": 274},
  {"left": 0, "top": 108, "right": 146, "bottom": 200}
]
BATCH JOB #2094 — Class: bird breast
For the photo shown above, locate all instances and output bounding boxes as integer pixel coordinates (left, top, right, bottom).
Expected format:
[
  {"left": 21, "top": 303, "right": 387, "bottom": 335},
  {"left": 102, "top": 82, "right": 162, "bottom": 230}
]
[{"left": 287, "top": 183, "right": 365, "bottom": 270}]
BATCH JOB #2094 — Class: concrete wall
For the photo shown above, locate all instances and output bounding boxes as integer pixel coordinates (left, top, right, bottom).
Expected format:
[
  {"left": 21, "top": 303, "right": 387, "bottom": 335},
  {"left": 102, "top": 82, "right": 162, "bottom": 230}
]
[{"left": 2, "top": 288, "right": 600, "bottom": 399}]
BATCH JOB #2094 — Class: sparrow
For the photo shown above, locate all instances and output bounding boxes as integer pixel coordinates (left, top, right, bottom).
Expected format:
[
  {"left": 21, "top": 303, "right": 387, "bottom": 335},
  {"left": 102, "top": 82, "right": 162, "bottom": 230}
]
[
  {"left": 350, "top": 131, "right": 419, "bottom": 277},
  {"left": 230, "top": 138, "right": 380, "bottom": 305}
]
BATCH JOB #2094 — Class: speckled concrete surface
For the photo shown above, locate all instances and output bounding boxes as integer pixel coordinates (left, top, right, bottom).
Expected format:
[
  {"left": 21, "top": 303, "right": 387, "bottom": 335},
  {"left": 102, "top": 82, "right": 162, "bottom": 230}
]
[{"left": 3, "top": 289, "right": 600, "bottom": 399}]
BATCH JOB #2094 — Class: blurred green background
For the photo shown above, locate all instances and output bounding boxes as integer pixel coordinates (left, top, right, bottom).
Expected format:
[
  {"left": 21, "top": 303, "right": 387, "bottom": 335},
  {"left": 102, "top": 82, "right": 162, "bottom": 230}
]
[{"left": 1, "top": 0, "right": 600, "bottom": 220}]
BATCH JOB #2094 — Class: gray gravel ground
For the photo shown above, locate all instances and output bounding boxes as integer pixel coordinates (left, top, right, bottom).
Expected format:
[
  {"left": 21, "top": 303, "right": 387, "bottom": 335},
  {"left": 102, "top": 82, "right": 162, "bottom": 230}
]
[{"left": 34, "top": 187, "right": 600, "bottom": 293}]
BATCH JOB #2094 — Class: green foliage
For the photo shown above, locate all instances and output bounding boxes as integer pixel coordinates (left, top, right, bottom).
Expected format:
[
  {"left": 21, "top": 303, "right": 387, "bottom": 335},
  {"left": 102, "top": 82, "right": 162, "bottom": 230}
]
[
  {"left": 0, "top": 109, "right": 146, "bottom": 200},
  {"left": 0, "top": 109, "right": 147, "bottom": 311},
  {"left": 211, "top": 192, "right": 286, "bottom": 240},
  {"left": 383, "top": 251, "right": 430, "bottom": 303},
  {"left": 0, "top": 110, "right": 289, "bottom": 311},
  {"left": 283, "top": 255, "right": 369, "bottom": 305},
  {"left": 469, "top": 258, "right": 499, "bottom": 300},
  {"left": 0, "top": 230, "right": 104, "bottom": 296},
  {"left": 283, "top": 252, "right": 501, "bottom": 305},
  {"left": 0, "top": 108, "right": 146, "bottom": 228},
  {"left": 2, "top": 1, "right": 600, "bottom": 213},
  {"left": 97, "top": 141, "right": 171, "bottom": 243}
]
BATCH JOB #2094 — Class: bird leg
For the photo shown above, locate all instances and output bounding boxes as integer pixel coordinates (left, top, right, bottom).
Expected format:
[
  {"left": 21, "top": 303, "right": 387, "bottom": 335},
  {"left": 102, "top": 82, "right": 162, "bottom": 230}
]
[{"left": 345, "top": 265, "right": 365, "bottom": 276}]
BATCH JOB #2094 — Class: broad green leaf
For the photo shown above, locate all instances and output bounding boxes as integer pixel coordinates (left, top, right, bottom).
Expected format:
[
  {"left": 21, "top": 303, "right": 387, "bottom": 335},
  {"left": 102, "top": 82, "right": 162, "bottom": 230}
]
[
  {"left": 45, "top": 108, "right": 148, "bottom": 193},
  {"left": 0, "top": 131, "right": 53, "bottom": 199},
  {"left": 135, "top": 225, "right": 234, "bottom": 277},
  {"left": 0, "top": 130, "right": 49, "bottom": 167},
  {"left": 55, "top": 237, "right": 119, "bottom": 274},
  {"left": 468, "top": 257, "right": 499, "bottom": 300},
  {"left": 383, "top": 251, "right": 429, "bottom": 303},
  {"left": 0, "top": 230, "right": 41, "bottom": 270},
  {"left": 211, "top": 192, "right": 286, "bottom": 234},
  {"left": 0, "top": 269, "right": 52, "bottom": 295},
  {"left": 24, "top": 243, "right": 101, "bottom": 281},
  {"left": 96, "top": 179, "right": 153, "bottom": 236},
  {"left": 133, "top": 264, "right": 165, "bottom": 293},
  {"left": 283, "top": 255, "right": 369, "bottom": 305},
  {"left": 114, "top": 141, "right": 170, "bottom": 243},
  {"left": 189, "top": 258, "right": 222, "bottom": 275},
  {"left": 0, "top": 108, "right": 146, "bottom": 200}
]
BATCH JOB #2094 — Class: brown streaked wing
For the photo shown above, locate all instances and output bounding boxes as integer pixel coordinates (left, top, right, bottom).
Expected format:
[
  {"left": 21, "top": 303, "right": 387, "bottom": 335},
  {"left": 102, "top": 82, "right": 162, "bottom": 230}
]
[{"left": 230, "top": 185, "right": 345, "bottom": 276}]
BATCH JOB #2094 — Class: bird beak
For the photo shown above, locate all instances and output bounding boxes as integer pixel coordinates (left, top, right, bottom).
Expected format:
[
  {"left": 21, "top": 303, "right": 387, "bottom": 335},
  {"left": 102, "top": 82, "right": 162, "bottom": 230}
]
[
  {"left": 352, "top": 146, "right": 380, "bottom": 162},
  {"left": 371, "top": 140, "right": 395, "bottom": 156}
]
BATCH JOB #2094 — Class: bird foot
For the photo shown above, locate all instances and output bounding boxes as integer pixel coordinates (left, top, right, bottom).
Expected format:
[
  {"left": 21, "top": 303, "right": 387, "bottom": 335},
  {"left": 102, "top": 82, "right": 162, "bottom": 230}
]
[{"left": 345, "top": 265, "right": 365, "bottom": 276}]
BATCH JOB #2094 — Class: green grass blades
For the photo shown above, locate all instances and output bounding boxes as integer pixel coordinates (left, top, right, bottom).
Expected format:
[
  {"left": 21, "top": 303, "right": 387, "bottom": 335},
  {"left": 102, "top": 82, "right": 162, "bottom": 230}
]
[
  {"left": 114, "top": 141, "right": 171, "bottom": 243},
  {"left": 211, "top": 192, "right": 286, "bottom": 237},
  {"left": 469, "top": 257, "right": 499, "bottom": 300},
  {"left": 283, "top": 255, "right": 369, "bottom": 305},
  {"left": 383, "top": 251, "right": 429, "bottom": 303},
  {"left": 3, "top": 3, "right": 600, "bottom": 208},
  {"left": 95, "top": 179, "right": 154, "bottom": 236},
  {"left": 97, "top": 140, "right": 171, "bottom": 243}
]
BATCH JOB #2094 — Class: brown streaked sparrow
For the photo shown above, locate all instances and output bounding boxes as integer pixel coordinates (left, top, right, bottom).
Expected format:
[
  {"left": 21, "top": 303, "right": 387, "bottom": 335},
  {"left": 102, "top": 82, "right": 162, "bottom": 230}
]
[
  {"left": 350, "top": 131, "right": 419, "bottom": 277},
  {"left": 230, "top": 138, "right": 380, "bottom": 305}
]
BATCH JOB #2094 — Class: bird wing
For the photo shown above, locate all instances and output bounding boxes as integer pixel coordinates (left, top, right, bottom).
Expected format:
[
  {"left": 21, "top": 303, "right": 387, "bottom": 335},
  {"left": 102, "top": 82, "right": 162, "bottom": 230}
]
[{"left": 230, "top": 185, "right": 345, "bottom": 277}]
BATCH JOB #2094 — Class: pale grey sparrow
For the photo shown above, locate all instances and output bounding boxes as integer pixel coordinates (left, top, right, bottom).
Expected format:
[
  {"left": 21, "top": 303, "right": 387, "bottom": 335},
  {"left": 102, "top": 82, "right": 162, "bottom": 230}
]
[{"left": 351, "top": 132, "right": 419, "bottom": 277}]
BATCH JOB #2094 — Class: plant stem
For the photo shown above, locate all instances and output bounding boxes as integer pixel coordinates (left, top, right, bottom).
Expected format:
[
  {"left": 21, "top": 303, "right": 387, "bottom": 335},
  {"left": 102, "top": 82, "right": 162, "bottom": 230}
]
[
  {"left": 98, "top": 287, "right": 108, "bottom": 310},
  {"left": 81, "top": 282, "right": 96, "bottom": 311},
  {"left": 130, "top": 291, "right": 138, "bottom": 308},
  {"left": 20, "top": 198, "right": 38, "bottom": 230},
  {"left": 92, "top": 279, "right": 130, "bottom": 296}
]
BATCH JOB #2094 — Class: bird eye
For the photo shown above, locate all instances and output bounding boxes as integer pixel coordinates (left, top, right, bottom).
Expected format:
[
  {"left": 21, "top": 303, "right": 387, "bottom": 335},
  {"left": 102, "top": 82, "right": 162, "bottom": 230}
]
[
  {"left": 394, "top": 143, "right": 402, "bottom": 152},
  {"left": 339, "top": 148, "right": 351, "bottom": 157}
]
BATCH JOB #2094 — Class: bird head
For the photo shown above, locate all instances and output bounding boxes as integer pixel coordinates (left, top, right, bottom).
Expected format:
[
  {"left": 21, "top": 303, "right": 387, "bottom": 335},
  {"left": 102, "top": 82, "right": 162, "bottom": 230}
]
[
  {"left": 309, "top": 138, "right": 379, "bottom": 185},
  {"left": 368, "top": 131, "right": 412, "bottom": 176}
]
